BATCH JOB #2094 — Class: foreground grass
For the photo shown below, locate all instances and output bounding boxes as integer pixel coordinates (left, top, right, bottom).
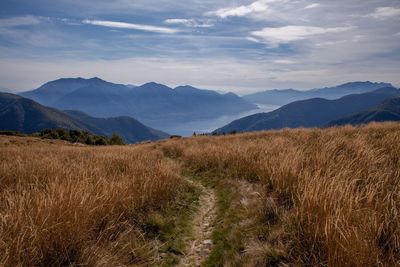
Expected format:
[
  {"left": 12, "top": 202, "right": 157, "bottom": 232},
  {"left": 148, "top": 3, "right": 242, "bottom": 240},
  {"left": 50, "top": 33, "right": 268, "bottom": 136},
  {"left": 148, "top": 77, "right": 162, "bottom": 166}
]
[
  {"left": 1, "top": 122, "right": 400, "bottom": 266},
  {"left": 0, "top": 137, "right": 193, "bottom": 266},
  {"left": 161, "top": 122, "right": 400, "bottom": 266}
]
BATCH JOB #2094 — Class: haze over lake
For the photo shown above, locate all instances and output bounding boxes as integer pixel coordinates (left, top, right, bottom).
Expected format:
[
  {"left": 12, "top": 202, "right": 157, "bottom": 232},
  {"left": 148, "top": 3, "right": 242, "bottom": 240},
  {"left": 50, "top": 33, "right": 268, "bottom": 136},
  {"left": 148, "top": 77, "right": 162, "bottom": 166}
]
[{"left": 169, "top": 104, "right": 280, "bottom": 136}]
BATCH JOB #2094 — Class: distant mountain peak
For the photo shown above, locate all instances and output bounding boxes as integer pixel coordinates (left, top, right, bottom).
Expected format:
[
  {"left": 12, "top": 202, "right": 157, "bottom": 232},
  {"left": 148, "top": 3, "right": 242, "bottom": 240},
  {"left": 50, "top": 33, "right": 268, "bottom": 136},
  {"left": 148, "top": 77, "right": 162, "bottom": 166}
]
[
  {"left": 223, "top": 92, "right": 238, "bottom": 97},
  {"left": 141, "top": 81, "right": 167, "bottom": 87},
  {"left": 244, "top": 81, "right": 395, "bottom": 106},
  {"left": 335, "top": 81, "right": 393, "bottom": 89},
  {"left": 174, "top": 85, "right": 197, "bottom": 90},
  {"left": 137, "top": 82, "right": 171, "bottom": 90},
  {"left": 89, "top": 76, "right": 102, "bottom": 81}
]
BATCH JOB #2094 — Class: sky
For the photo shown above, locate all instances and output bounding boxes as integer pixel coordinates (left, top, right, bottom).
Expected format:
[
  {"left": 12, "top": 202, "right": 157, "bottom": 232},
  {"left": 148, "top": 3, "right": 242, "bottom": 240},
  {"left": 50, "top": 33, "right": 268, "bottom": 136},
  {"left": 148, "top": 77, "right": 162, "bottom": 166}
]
[{"left": 0, "top": 0, "right": 399, "bottom": 94}]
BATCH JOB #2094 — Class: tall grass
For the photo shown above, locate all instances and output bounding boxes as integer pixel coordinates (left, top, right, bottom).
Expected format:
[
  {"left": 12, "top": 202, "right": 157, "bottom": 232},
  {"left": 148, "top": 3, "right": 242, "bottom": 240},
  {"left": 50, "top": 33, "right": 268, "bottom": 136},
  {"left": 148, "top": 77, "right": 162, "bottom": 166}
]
[
  {"left": 1, "top": 123, "right": 399, "bottom": 266},
  {"left": 0, "top": 140, "right": 184, "bottom": 266},
  {"left": 161, "top": 123, "right": 400, "bottom": 266}
]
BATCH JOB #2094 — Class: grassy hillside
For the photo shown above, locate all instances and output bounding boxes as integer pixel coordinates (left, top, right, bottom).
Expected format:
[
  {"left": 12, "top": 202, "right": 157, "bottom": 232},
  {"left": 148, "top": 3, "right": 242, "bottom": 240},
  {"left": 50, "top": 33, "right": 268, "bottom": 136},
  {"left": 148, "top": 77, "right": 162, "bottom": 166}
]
[
  {"left": 161, "top": 122, "right": 400, "bottom": 266},
  {"left": 1, "top": 122, "right": 399, "bottom": 266},
  {"left": 0, "top": 92, "right": 169, "bottom": 143}
]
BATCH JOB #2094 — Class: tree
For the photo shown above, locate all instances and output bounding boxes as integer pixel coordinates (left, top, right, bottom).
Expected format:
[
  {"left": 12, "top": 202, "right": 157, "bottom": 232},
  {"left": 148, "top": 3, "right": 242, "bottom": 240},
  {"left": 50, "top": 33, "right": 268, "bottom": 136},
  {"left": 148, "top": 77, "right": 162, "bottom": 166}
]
[{"left": 109, "top": 134, "right": 125, "bottom": 145}]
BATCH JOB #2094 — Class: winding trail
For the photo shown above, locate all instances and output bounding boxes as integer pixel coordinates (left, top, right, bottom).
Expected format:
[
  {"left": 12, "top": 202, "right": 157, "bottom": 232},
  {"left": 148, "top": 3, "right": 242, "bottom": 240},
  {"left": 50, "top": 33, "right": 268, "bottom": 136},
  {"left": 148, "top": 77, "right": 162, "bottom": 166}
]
[{"left": 178, "top": 181, "right": 217, "bottom": 266}]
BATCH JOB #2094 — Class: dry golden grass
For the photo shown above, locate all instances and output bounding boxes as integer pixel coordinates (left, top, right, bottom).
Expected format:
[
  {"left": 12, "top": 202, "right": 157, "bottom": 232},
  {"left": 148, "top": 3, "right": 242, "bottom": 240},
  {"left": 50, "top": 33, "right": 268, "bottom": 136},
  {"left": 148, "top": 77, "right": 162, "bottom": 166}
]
[
  {"left": 160, "top": 122, "right": 400, "bottom": 266},
  {"left": 1, "top": 122, "right": 400, "bottom": 266},
  {"left": 0, "top": 138, "right": 185, "bottom": 266}
]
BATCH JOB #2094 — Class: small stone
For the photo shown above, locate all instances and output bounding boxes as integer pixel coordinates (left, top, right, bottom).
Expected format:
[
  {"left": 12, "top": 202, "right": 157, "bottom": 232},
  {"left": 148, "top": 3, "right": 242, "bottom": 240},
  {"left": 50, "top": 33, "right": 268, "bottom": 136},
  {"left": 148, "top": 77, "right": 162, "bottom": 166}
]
[{"left": 203, "top": 239, "right": 213, "bottom": 245}]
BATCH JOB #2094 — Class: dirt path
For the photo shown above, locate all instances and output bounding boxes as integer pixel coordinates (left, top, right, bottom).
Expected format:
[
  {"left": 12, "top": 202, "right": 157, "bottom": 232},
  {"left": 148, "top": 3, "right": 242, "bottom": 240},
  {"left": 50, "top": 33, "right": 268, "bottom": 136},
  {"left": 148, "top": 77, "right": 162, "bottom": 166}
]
[{"left": 178, "top": 181, "right": 217, "bottom": 267}]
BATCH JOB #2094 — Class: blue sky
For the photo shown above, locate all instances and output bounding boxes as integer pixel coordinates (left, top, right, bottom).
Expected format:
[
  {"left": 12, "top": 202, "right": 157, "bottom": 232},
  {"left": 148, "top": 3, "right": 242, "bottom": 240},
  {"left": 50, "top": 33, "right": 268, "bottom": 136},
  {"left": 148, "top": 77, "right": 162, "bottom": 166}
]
[{"left": 0, "top": 0, "right": 399, "bottom": 93}]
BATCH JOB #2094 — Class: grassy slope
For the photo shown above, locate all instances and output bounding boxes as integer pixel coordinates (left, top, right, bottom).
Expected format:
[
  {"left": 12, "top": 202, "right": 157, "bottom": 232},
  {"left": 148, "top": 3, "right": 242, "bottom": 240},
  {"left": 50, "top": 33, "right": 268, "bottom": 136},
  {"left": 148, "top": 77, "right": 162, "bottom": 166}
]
[
  {"left": 1, "top": 122, "right": 400, "bottom": 266},
  {"left": 161, "top": 122, "right": 400, "bottom": 266},
  {"left": 0, "top": 138, "right": 199, "bottom": 266}
]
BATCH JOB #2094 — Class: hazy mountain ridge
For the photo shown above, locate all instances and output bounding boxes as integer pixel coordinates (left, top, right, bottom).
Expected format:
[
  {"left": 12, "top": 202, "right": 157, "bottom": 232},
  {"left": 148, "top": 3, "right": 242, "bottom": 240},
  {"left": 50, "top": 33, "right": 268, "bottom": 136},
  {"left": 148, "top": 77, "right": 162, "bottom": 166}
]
[
  {"left": 0, "top": 92, "right": 168, "bottom": 143},
  {"left": 65, "top": 110, "right": 169, "bottom": 143},
  {"left": 329, "top": 97, "right": 400, "bottom": 126},
  {"left": 243, "top": 81, "right": 393, "bottom": 105},
  {"left": 0, "top": 88, "right": 12, "bottom": 93},
  {"left": 21, "top": 78, "right": 257, "bottom": 131},
  {"left": 215, "top": 87, "right": 400, "bottom": 133}
]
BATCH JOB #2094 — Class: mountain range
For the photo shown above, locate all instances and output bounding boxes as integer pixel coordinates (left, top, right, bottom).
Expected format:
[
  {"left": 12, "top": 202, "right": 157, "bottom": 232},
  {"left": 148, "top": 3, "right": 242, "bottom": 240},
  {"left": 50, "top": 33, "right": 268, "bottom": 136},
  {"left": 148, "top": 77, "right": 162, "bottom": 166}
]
[
  {"left": 329, "top": 97, "right": 400, "bottom": 126},
  {"left": 0, "top": 92, "right": 168, "bottom": 143},
  {"left": 21, "top": 77, "right": 257, "bottom": 133},
  {"left": 215, "top": 87, "right": 400, "bottom": 134},
  {"left": 4, "top": 78, "right": 399, "bottom": 138},
  {"left": 243, "top": 81, "right": 393, "bottom": 106}
]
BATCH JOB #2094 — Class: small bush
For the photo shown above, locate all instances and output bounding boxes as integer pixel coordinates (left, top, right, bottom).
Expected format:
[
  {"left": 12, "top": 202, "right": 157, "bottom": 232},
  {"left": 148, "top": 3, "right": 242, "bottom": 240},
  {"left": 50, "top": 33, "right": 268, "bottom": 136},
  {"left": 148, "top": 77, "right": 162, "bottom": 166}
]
[
  {"left": 37, "top": 129, "right": 125, "bottom": 146},
  {"left": 0, "top": 130, "right": 26, "bottom": 137},
  {"left": 109, "top": 134, "right": 125, "bottom": 145}
]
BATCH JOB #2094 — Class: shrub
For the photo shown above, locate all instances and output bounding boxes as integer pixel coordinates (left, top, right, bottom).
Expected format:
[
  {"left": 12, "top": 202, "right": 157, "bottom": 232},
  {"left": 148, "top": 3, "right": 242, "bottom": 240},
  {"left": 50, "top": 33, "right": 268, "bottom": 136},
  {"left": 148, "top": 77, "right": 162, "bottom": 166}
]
[
  {"left": 109, "top": 134, "right": 125, "bottom": 145},
  {"left": 37, "top": 129, "right": 124, "bottom": 146}
]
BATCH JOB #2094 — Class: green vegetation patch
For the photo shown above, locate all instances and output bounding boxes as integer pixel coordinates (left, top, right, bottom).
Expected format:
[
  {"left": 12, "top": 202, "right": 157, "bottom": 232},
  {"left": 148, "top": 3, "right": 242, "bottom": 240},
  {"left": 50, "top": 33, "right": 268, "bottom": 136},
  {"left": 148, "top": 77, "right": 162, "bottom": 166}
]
[
  {"left": 144, "top": 182, "right": 201, "bottom": 266},
  {"left": 36, "top": 129, "right": 125, "bottom": 145}
]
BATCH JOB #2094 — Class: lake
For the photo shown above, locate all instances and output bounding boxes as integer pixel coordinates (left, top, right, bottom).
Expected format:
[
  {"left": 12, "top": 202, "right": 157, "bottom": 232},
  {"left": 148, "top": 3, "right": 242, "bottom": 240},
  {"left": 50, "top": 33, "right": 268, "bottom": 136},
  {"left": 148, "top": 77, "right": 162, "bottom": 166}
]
[{"left": 164, "top": 104, "right": 281, "bottom": 136}]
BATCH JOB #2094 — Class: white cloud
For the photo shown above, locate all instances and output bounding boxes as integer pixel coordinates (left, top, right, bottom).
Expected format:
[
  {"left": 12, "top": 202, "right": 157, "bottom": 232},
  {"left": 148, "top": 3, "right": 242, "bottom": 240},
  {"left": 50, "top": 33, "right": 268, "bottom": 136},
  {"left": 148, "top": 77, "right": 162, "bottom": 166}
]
[
  {"left": 246, "top": 36, "right": 262, "bottom": 43},
  {"left": 0, "top": 16, "right": 41, "bottom": 28},
  {"left": 164, "top": 18, "right": 214, "bottom": 28},
  {"left": 273, "top": 59, "right": 296, "bottom": 64},
  {"left": 304, "top": 3, "right": 320, "bottom": 9},
  {"left": 370, "top": 7, "right": 400, "bottom": 19},
  {"left": 206, "top": 0, "right": 271, "bottom": 18},
  {"left": 251, "top": 25, "right": 354, "bottom": 44},
  {"left": 315, "top": 40, "right": 346, "bottom": 47},
  {"left": 82, "top": 19, "right": 179, "bottom": 34}
]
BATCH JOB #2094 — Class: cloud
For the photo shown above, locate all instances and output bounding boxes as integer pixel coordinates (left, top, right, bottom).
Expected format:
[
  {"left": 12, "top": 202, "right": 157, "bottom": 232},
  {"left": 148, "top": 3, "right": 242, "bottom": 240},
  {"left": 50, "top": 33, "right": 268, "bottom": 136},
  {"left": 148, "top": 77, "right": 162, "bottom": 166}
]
[
  {"left": 304, "top": 3, "right": 320, "bottom": 9},
  {"left": 206, "top": 0, "right": 271, "bottom": 18},
  {"left": 164, "top": 18, "right": 214, "bottom": 28},
  {"left": 0, "top": 1, "right": 399, "bottom": 92},
  {"left": 370, "top": 7, "right": 400, "bottom": 19},
  {"left": 246, "top": 36, "right": 262, "bottom": 43},
  {"left": 273, "top": 59, "right": 296, "bottom": 64},
  {"left": 0, "top": 16, "right": 62, "bottom": 48},
  {"left": 0, "top": 15, "right": 41, "bottom": 28},
  {"left": 251, "top": 25, "right": 354, "bottom": 44},
  {"left": 82, "top": 19, "right": 179, "bottom": 34}
]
